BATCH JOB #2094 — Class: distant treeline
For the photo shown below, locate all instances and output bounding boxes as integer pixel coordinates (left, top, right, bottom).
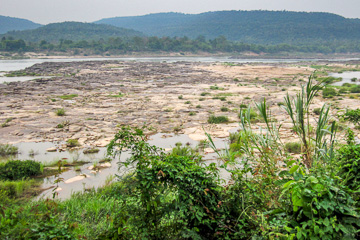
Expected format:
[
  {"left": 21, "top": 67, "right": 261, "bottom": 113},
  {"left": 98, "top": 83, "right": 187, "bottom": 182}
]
[{"left": 2, "top": 36, "right": 360, "bottom": 54}]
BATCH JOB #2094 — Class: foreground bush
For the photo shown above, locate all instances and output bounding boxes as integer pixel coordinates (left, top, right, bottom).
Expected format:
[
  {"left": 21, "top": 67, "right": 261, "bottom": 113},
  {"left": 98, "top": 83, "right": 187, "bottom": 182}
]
[
  {"left": 338, "top": 143, "right": 360, "bottom": 192},
  {"left": 0, "top": 160, "right": 42, "bottom": 180}
]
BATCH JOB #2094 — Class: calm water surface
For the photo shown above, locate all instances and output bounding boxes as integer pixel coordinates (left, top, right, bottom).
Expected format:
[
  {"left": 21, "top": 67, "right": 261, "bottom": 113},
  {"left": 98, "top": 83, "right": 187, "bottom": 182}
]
[{"left": 330, "top": 71, "right": 360, "bottom": 86}]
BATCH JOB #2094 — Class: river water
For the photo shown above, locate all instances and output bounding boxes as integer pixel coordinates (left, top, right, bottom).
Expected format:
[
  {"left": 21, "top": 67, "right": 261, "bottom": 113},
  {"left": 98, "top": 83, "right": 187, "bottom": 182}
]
[{"left": 329, "top": 71, "right": 360, "bottom": 86}]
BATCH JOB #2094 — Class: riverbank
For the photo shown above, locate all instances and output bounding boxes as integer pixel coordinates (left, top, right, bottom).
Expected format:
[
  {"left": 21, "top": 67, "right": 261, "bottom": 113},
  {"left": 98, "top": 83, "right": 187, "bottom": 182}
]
[{"left": 2, "top": 51, "right": 360, "bottom": 60}]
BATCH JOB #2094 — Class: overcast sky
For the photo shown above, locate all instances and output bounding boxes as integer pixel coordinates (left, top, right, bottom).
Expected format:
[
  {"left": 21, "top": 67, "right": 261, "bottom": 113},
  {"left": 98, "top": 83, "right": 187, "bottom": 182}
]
[{"left": 1, "top": 0, "right": 360, "bottom": 24}]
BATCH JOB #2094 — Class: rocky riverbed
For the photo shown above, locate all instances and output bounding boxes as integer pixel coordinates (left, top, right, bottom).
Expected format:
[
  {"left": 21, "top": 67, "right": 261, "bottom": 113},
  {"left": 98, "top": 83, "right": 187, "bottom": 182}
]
[{"left": 1, "top": 60, "right": 359, "bottom": 148}]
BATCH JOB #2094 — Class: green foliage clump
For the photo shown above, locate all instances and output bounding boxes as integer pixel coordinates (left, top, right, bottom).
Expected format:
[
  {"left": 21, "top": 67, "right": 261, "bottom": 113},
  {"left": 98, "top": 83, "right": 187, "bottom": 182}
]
[
  {"left": 220, "top": 106, "right": 229, "bottom": 112},
  {"left": 66, "top": 139, "right": 80, "bottom": 147},
  {"left": 55, "top": 108, "right": 66, "bottom": 116},
  {"left": 0, "top": 144, "right": 18, "bottom": 156},
  {"left": 350, "top": 85, "right": 360, "bottom": 93},
  {"left": 106, "top": 126, "right": 229, "bottom": 239},
  {"left": 318, "top": 76, "right": 342, "bottom": 84},
  {"left": 200, "top": 92, "right": 210, "bottom": 96},
  {"left": 1, "top": 118, "right": 13, "bottom": 128},
  {"left": 338, "top": 143, "right": 360, "bottom": 192},
  {"left": 343, "top": 109, "right": 360, "bottom": 125},
  {"left": 83, "top": 148, "right": 100, "bottom": 154},
  {"left": 170, "top": 142, "right": 200, "bottom": 160},
  {"left": 0, "top": 160, "right": 42, "bottom": 180},
  {"left": 210, "top": 85, "right": 224, "bottom": 90},
  {"left": 58, "top": 94, "right": 78, "bottom": 100},
  {"left": 239, "top": 108, "right": 259, "bottom": 123},
  {"left": 285, "top": 142, "right": 302, "bottom": 154},
  {"left": 282, "top": 170, "right": 360, "bottom": 239},
  {"left": 107, "top": 92, "right": 123, "bottom": 98},
  {"left": 208, "top": 115, "right": 229, "bottom": 124},
  {"left": 313, "top": 107, "right": 321, "bottom": 115},
  {"left": 322, "top": 87, "right": 337, "bottom": 98}
]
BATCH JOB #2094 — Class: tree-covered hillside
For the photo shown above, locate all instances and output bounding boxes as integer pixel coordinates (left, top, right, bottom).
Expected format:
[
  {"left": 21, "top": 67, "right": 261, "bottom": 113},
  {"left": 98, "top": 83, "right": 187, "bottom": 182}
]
[
  {"left": 0, "top": 15, "right": 42, "bottom": 34},
  {"left": 1, "top": 22, "right": 144, "bottom": 43},
  {"left": 95, "top": 10, "right": 360, "bottom": 44}
]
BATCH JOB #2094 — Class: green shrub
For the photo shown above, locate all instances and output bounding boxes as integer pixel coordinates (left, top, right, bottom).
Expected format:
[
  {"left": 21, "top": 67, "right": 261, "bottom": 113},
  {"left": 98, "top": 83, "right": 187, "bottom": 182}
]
[
  {"left": 58, "top": 94, "right": 78, "bottom": 100},
  {"left": 184, "top": 101, "right": 191, "bottom": 104},
  {"left": 83, "top": 148, "right": 100, "bottom": 154},
  {"left": 178, "top": 95, "right": 183, "bottom": 99},
  {"left": 283, "top": 172, "right": 360, "bottom": 239},
  {"left": 189, "top": 112, "right": 196, "bottom": 116},
  {"left": 210, "top": 85, "right": 223, "bottom": 90},
  {"left": 350, "top": 85, "right": 360, "bottom": 93},
  {"left": 220, "top": 107, "right": 229, "bottom": 112},
  {"left": 200, "top": 92, "right": 210, "bottom": 96},
  {"left": 338, "top": 144, "right": 360, "bottom": 192},
  {"left": 0, "top": 144, "right": 18, "bottom": 156},
  {"left": 322, "top": 87, "right": 337, "bottom": 98},
  {"left": 284, "top": 142, "right": 302, "bottom": 154},
  {"left": 343, "top": 109, "right": 360, "bottom": 125},
  {"left": 313, "top": 108, "right": 321, "bottom": 115},
  {"left": 239, "top": 108, "right": 258, "bottom": 123},
  {"left": 208, "top": 115, "right": 229, "bottom": 124},
  {"left": 1, "top": 118, "right": 12, "bottom": 128},
  {"left": 55, "top": 108, "right": 66, "bottom": 116},
  {"left": 170, "top": 142, "right": 200, "bottom": 160},
  {"left": 66, "top": 139, "right": 80, "bottom": 147},
  {"left": 0, "top": 160, "right": 42, "bottom": 180}
]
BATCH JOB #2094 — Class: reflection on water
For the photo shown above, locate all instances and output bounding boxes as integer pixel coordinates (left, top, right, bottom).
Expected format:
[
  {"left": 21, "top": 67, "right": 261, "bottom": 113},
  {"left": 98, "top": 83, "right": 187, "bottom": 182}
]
[{"left": 330, "top": 71, "right": 360, "bottom": 86}]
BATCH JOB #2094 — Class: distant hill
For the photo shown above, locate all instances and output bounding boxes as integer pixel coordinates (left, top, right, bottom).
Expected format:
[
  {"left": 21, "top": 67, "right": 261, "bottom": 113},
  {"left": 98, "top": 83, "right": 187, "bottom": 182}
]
[
  {"left": 0, "top": 15, "right": 41, "bottom": 34},
  {"left": 1, "top": 22, "right": 144, "bottom": 42},
  {"left": 95, "top": 11, "right": 360, "bottom": 44}
]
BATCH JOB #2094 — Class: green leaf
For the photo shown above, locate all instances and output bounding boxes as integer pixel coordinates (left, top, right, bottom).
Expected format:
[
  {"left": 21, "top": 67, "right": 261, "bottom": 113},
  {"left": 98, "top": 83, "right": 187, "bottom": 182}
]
[
  {"left": 287, "top": 160, "right": 296, "bottom": 167},
  {"left": 283, "top": 180, "right": 295, "bottom": 189},
  {"left": 323, "top": 217, "right": 330, "bottom": 227},
  {"left": 312, "top": 184, "right": 325, "bottom": 193},
  {"left": 289, "top": 165, "right": 299, "bottom": 174},
  {"left": 307, "top": 176, "right": 319, "bottom": 184},
  {"left": 292, "top": 195, "right": 303, "bottom": 207}
]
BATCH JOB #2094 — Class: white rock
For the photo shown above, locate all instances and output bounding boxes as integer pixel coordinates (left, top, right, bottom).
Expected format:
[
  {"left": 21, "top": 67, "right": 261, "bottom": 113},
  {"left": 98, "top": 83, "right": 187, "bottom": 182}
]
[
  {"left": 204, "top": 148, "right": 215, "bottom": 154},
  {"left": 100, "top": 162, "right": 111, "bottom": 168},
  {"left": 46, "top": 147, "right": 57, "bottom": 152},
  {"left": 64, "top": 174, "right": 90, "bottom": 184}
]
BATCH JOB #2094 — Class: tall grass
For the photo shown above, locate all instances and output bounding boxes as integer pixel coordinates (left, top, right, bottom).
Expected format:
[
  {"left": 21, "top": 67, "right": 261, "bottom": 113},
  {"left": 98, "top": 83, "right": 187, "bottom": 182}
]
[{"left": 0, "top": 144, "right": 18, "bottom": 156}]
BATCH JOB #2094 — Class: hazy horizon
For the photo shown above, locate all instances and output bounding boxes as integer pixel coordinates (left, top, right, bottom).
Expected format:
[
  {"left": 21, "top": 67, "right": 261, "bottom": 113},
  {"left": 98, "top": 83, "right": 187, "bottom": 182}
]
[{"left": 1, "top": 0, "right": 360, "bottom": 24}]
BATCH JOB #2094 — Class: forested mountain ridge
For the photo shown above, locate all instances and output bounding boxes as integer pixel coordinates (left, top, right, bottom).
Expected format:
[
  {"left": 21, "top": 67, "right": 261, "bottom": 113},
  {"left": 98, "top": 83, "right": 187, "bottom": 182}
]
[
  {"left": 0, "top": 15, "right": 42, "bottom": 34},
  {"left": 95, "top": 10, "right": 360, "bottom": 44},
  {"left": 1, "top": 22, "right": 144, "bottom": 43}
]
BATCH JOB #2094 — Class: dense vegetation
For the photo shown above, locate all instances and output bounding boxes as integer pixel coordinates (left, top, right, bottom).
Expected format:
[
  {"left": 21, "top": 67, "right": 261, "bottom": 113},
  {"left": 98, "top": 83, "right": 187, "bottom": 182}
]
[
  {"left": 2, "top": 35, "right": 360, "bottom": 55},
  {"left": 1, "top": 22, "right": 143, "bottom": 43},
  {"left": 96, "top": 10, "right": 360, "bottom": 44},
  {"left": 0, "top": 15, "right": 41, "bottom": 34},
  {"left": 1, "top": 77, "right": 360, "bottom": 238}
]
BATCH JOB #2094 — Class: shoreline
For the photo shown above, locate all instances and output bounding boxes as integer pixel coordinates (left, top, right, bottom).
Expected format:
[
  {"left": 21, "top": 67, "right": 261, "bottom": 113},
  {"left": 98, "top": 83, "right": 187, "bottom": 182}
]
[{"left": 2, "top": 51, "right": 360, "bottom": 60}]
